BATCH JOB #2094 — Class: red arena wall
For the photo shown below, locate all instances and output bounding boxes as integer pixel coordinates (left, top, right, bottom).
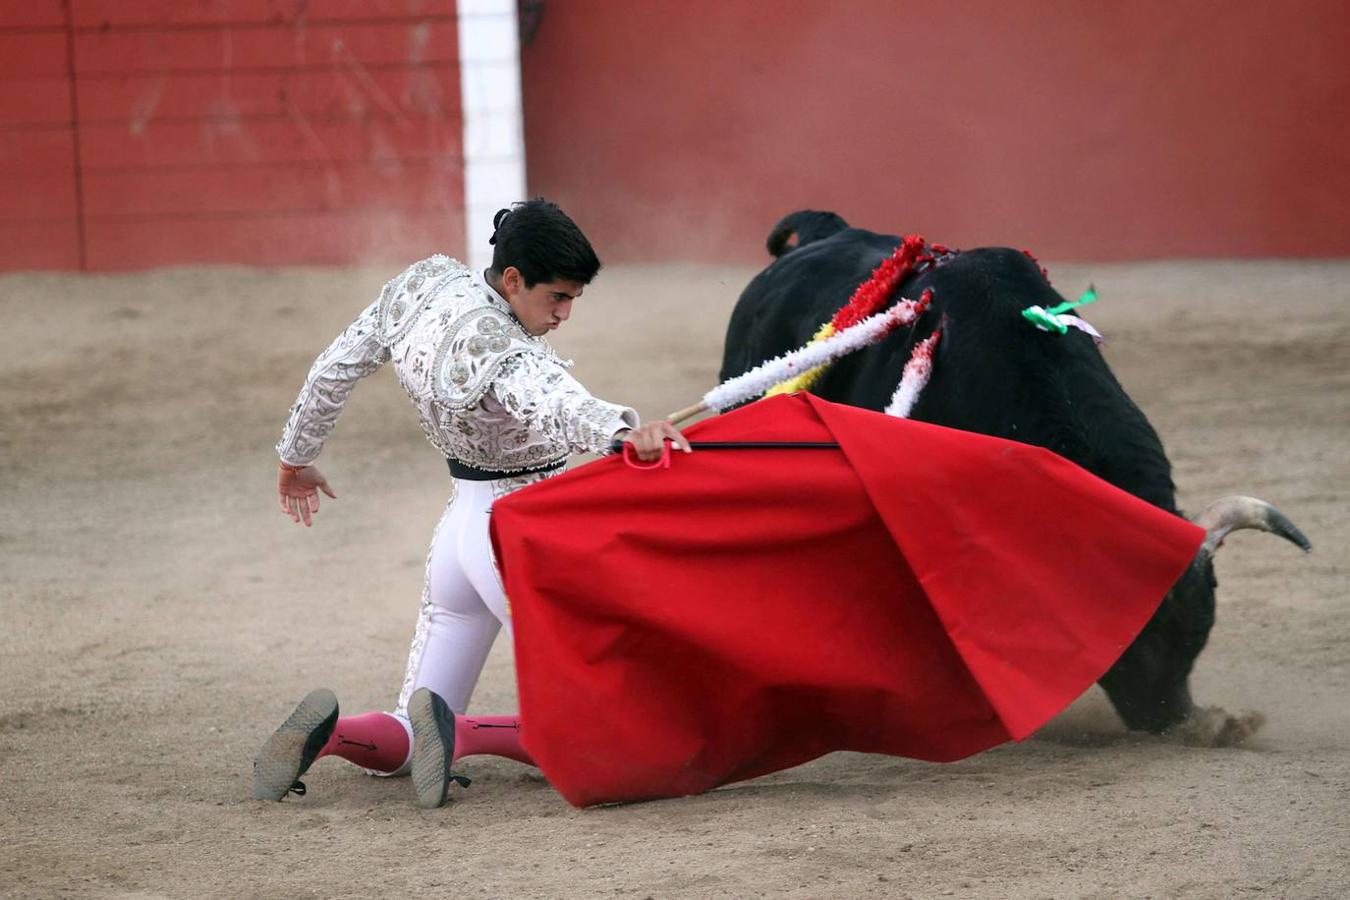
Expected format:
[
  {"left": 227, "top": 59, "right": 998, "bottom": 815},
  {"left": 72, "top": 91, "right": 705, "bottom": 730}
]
[
  {"left": 521, "top": 1, "right": 1350, "bottom": 263},
  {"left": 0, "top": 0, "right": 463, "bottom": 271}
]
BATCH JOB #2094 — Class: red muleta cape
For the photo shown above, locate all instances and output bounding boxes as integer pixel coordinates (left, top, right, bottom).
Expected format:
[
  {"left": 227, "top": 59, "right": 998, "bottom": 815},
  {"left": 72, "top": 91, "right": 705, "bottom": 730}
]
[{"left": 489, "top": 394, "right": 1203, "bottom": 807}]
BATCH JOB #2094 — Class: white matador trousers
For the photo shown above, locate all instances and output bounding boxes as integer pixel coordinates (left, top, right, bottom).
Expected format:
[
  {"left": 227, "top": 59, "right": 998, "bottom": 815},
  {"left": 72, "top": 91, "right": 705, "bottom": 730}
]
[{"left": 395, "top": 479, "right": 513, "bottom": 717}]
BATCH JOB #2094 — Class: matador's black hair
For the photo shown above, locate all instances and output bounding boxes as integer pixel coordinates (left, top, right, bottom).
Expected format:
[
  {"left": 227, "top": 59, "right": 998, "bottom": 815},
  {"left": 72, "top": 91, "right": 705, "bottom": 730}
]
[{"left": 488, "top": 198, "right": 601, "bottom": 287}]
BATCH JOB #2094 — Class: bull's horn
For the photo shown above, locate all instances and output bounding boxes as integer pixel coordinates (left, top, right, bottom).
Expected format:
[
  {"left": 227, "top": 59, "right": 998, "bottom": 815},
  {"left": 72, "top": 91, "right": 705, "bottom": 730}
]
[{"left": 1192, "top": 495, "right": 1312, "bottom": 557}]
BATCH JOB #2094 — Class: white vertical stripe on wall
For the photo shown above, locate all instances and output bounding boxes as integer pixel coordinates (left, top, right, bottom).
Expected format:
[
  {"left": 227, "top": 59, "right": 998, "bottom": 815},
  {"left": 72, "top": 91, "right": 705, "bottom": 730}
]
[{"left": 457, "top": 0, "right": 527, "bottom": 271}]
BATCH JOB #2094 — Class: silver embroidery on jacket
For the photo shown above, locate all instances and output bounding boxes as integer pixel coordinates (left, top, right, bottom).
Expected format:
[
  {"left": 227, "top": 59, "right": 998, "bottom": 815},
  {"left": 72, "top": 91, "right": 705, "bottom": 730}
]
[
  {"left": 276, "top": 256, "right": 638, "bottom": 473},
  {"left": 377, "top": 254, "right": 465, "bottom": 346},
  {"left": 432, "top": 307, "right": 537, "bottom": 411}
]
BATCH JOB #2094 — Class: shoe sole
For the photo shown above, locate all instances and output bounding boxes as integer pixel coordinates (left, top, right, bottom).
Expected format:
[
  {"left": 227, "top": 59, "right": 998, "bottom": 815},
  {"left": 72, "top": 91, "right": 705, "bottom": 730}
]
[
  {"left": 408, "top": 688, "right": 456, "bottom": 809},
  {"left": 252, "top": 687, "right": 339, "bottom": 801}
]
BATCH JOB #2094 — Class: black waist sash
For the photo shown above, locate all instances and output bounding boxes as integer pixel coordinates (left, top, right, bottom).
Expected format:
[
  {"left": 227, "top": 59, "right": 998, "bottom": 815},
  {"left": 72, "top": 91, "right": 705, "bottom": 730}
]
[{"left": 446, "top": 457, "right": 566, "bottom": 482}]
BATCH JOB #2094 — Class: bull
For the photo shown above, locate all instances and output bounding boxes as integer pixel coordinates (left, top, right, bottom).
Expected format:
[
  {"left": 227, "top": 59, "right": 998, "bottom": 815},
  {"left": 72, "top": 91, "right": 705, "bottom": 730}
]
[{"left": 720, "top": 210, "right": 1310, "bottom": 740}]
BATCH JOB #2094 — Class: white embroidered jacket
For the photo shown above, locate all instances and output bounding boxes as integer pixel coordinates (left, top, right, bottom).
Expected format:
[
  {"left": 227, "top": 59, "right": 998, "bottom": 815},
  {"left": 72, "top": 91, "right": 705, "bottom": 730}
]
[{"left": 276, "top": 255, "right": 639, "bottom": 480}]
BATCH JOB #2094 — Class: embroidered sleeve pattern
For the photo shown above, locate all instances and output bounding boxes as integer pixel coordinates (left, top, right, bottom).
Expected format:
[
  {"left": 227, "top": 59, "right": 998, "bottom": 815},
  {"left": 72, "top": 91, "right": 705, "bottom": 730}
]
[
  {"left": 276, "top": 300, "right": 392, "bottom": 465},
  {"left": 491, "top": 353, "right": 639, "bottom": 456}
]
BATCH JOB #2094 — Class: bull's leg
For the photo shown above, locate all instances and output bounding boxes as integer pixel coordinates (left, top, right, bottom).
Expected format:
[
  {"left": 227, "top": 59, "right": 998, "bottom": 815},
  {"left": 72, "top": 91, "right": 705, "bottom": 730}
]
[
  {"left": 1097, "top": 645, "right": 1196, "bottom": 735},
  {"left": 1098, "top": 561, "right": 1263, "bottom": 745},
  {"left": 1099, "top": 653, "right": 1265, "bottom": 745}
]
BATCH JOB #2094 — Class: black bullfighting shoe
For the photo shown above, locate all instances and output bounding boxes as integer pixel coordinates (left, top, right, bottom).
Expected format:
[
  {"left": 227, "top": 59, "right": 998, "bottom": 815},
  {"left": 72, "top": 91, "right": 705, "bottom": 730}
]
[
  {"left": 252, "top": 687, "right": 339, "bottom": 801},
  {"left": 408, "top": 687, "right": 470, "bottom": 808}
]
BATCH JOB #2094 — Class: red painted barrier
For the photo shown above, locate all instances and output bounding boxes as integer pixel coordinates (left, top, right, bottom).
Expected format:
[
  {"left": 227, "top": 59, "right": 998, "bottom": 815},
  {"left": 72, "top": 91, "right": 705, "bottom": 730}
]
[
  {"left": 521, "top": 0, "right": 1350, "bottom": 262},
  {"left": 73, "top": 21, "right": 457, "bottom": 75},
  {"left": 75, "top": 67, "right": 459, "bottom": 122},
  {"left": 0, "top": 173, "right": 78, "bottom": 222},
  {"left": 70, "top": 0, "right": 450, "bottom": 28},
  {"left": 0, "top": 0, "right": 462, "bottom": 271},
  {"left": 84, "top": 209, "right": 462, "bottom": 270},
  {"left": 0, "top": 32, "right": 70, "bottom": 78},
  {"left": 0, "top": 130, "right": 76, "bottom": 172},
  {"left": 82, "top": 160, "right": 462, "bottom": 217},
  {"left": 79, "top": 118, "right": 460, "bottom": 169},
  {"left": 0, "top": 79, "right": 71, "bottom": 125},
  {"left": 0, "top": 223, "right": 81, "bottom": 270},
  {"left": 0, "top": 0, "right": 65, "bottom": 29}
]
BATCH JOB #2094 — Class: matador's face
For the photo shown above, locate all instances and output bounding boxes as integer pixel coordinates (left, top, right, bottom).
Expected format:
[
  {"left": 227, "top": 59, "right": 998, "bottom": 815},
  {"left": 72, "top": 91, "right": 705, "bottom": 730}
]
[{"left": 500, "top": 266, "right": 582, "bottom": 336}]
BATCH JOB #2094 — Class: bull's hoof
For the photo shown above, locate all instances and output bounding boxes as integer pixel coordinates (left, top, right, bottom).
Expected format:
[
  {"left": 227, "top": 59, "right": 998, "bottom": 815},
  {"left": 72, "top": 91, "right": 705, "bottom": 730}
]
[{"left": 1170, "top": 705, "right": 1266, "bottom": 747}]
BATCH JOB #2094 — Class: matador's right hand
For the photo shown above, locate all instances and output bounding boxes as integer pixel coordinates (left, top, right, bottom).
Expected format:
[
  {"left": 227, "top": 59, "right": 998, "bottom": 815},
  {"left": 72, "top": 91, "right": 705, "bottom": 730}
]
[
  {"left": 277, "top": 463, "right": 337, "bottom": 527},
  {"left": 620, "top": 420, "right": 692, "bottom": 462}
]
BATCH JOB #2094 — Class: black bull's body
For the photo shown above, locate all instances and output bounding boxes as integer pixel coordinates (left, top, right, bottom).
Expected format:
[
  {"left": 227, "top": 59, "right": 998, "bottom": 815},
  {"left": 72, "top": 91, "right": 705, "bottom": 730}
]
[{"left": 720, "top": 211, "right": 1309, "bottom": 735}]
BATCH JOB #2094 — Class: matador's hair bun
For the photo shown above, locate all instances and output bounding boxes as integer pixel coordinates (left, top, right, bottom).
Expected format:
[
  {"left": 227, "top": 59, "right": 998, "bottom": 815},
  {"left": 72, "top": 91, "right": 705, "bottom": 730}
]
[{"left": 489, "top": 207, "right": 513, "bottom": 245}]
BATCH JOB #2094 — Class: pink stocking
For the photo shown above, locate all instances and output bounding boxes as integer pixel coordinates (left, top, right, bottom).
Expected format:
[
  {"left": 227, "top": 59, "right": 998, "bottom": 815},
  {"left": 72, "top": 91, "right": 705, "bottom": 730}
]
[
  {"left": 454, "top": 715, "right": 535, "bottom": 766},
  {"left": 317, "top": 711, "right": 410, "bottom": 774}
]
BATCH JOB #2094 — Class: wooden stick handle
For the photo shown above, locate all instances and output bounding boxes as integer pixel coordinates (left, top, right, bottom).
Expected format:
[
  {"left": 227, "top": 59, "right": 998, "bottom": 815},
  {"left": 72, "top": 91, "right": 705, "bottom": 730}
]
[{"left": 665, "top": 401, "right": 710, "bottom": 425}]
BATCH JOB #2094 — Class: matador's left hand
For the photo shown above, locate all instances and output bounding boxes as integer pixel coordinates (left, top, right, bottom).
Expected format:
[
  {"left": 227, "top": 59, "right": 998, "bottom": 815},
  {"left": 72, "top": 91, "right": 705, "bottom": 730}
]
[{"left": 277, "top": 463, "right": 337, "bottom": 527}]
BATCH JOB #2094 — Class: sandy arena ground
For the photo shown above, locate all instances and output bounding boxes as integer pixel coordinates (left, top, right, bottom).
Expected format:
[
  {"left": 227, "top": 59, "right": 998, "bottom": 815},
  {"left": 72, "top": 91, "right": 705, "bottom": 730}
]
[{"left": 1, "top": 258, "right": 1347, "bottom": 898}]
